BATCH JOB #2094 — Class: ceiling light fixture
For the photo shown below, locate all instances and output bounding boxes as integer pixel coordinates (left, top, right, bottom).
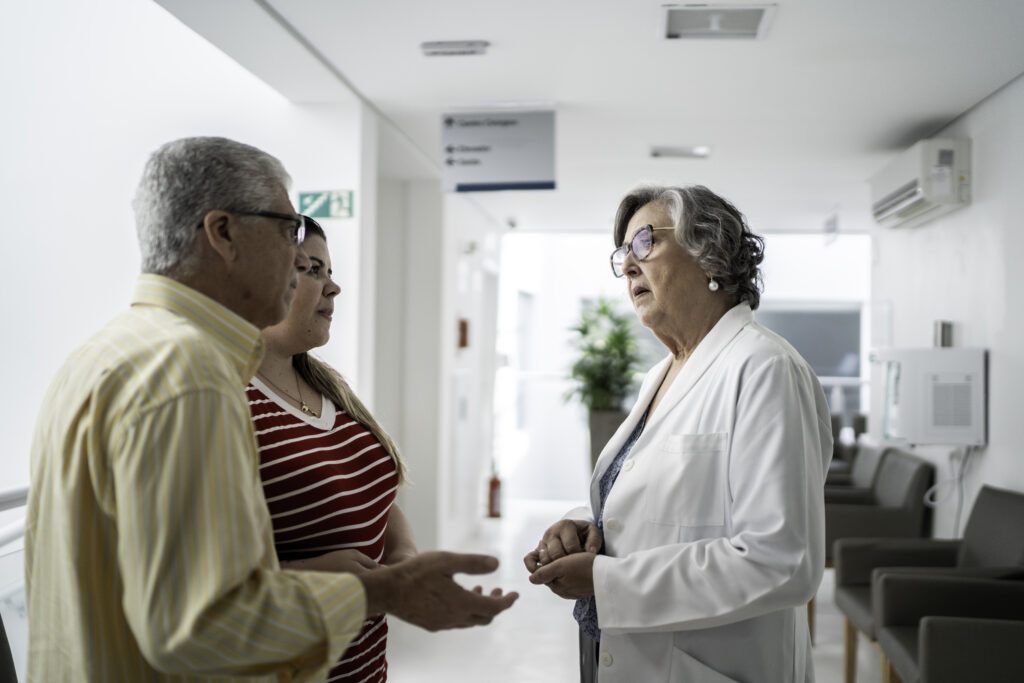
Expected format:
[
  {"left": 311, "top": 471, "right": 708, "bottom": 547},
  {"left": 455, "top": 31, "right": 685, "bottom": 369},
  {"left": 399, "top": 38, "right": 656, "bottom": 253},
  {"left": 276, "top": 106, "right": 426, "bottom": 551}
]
[
  {"left": 421, "top": 40, "right": 490, "bottom": 57},
  {"left": 650, "top": 145, "right": 712, "bottom": 159}
]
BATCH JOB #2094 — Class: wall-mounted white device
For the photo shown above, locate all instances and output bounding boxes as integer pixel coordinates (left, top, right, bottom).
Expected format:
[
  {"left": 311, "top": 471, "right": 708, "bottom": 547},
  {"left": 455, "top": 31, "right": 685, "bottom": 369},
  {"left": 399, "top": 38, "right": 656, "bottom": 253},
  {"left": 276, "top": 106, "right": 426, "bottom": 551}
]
[
  {"left": 872, "top": 348, "right": 987, "bottom": 446},
  {"left": 869, "top": 137, "right": 971, "bottom": 229}
]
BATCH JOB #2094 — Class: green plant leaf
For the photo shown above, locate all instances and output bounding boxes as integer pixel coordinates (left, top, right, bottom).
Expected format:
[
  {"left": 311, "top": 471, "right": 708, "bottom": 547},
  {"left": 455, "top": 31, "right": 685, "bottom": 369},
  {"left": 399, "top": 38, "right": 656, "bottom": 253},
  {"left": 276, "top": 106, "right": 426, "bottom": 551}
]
[{"left": 565, "top": 297, "right": 643, "bottom": 411}]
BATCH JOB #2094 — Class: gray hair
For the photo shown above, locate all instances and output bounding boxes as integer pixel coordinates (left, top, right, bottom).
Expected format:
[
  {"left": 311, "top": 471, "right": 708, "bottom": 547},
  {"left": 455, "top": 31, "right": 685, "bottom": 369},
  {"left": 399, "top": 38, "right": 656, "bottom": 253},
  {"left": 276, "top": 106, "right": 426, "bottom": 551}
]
[
  {"left": 613, "top": 184, "right": 765, "bottom": 310},
  {"left": 132, "top": 137, "right": 291, "bottom": 276}
]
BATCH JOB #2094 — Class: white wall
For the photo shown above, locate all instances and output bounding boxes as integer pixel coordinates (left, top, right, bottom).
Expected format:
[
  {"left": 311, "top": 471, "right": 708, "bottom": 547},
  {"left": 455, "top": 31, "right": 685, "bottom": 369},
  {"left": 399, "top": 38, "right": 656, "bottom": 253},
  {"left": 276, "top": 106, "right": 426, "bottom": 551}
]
[
  {"left": 760, "top": 234, "right": 871, "bottom": 303},
  {"left": 440, "top": 196, "right": 504, "bottom": 547},
  {"left": 371, "top": 171, "right": 504, "bottom": 550},
  {"left": 377, "top": 178, "right": 446, "bottom": 551},
  {"left": 870, "top": 72, "right": 1024, "bottom": 537},
  {"left": 0, "top": 0, "right": 362, "bottom": 493}
]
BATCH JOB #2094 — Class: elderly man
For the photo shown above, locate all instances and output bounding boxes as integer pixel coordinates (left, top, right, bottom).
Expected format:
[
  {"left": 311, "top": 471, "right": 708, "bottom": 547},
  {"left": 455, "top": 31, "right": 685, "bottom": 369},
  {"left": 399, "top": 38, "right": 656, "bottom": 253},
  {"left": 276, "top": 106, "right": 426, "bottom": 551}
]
[{"left": 25, "top": 137, "right": 517, "bottom": 682}]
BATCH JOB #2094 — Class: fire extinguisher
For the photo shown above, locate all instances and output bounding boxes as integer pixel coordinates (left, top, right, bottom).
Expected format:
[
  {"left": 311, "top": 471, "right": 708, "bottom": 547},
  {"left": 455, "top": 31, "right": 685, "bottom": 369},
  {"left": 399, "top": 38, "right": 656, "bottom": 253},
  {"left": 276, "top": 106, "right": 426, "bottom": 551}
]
[{"left": 487, "top": 463, "right": 502, "bottom": 518}]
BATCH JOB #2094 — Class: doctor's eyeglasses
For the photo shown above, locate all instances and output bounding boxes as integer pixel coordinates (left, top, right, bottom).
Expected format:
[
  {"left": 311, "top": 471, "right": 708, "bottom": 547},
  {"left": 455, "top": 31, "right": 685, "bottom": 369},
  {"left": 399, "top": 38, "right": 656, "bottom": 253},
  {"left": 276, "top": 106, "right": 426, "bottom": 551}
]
[{"left": 610, "top": 224, "right": 676, "bottom": 277}]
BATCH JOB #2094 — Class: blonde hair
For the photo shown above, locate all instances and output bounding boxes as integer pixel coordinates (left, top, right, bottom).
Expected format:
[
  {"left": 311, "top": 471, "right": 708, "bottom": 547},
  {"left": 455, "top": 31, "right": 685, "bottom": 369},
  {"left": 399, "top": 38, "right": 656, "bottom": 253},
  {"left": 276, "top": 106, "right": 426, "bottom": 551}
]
[{"left": 293, "top": 352, "right": 407, "bottom": 484}]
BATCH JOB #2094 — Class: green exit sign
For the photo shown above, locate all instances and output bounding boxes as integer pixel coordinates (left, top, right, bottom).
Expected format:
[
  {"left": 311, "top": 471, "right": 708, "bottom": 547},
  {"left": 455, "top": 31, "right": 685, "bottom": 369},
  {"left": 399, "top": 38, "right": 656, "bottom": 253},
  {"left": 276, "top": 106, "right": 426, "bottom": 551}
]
[{"left": 298, "top": 190, "right": 354, "bottom": 219}]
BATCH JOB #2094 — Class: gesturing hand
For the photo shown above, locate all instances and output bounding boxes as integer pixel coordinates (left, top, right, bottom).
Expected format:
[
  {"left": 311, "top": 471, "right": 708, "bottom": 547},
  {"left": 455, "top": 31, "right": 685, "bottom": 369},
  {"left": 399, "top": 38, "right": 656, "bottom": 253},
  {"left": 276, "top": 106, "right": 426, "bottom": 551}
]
[
  {"left": 523, "top": 519, "right": 602, "bottom": 572},
  {"left": 528, "top": 552, "right": 596, "bottom": 600},
  {"left": 361, "top": 551, "right": 519, "bottom": 632}
]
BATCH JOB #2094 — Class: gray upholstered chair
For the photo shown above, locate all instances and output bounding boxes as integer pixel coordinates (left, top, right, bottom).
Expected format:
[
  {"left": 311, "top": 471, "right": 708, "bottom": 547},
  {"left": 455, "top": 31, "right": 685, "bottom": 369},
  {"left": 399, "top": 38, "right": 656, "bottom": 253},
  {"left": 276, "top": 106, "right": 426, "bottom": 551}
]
[
  {"left": 917, "top": 616, "right": 1024, "bottom": 683},
  {"left": 828, "top": 415, "right": 860, "bottom": 481},
  {"left": 851, "top": 414, "right": 867, "bottom": 440},
  {"left": 830, "top": 414, "right": 846, "bottom": 463},
  {"left": 825, "top": 443, "right": 890, "bottom": 496},
  {"left": 833, "top": 485, "right": 1024, "bottom": 683},
  {"left": 825, "top": 449, "right": 934, "bottom": 564},
  {"left": 810, "top": 449, "right": 932, "bottom": 643},
  {"left": 874, "top": 574, "right": 1024, "bottom": 683},
  {"left": 1, "top": 608, "right": 16, "bottom": 682}
]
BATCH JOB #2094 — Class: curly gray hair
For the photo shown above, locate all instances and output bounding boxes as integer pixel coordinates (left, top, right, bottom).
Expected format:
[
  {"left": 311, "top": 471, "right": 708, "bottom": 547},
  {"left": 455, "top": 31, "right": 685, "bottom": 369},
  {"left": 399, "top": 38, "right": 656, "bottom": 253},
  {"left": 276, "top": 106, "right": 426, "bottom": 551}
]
[
  {"left": 613, "top": 184, "right": 765, "bottom": 310},
  {"left": 132, "top": 137, "right": 291, "bottom": 276}
]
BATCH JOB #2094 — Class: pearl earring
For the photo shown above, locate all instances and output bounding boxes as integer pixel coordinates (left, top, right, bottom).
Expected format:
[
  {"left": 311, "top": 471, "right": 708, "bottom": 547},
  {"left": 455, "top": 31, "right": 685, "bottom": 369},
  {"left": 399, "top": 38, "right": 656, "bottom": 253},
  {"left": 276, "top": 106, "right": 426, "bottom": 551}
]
[{"left": 708, "top": 279, "right": 720, "bottom": 292}]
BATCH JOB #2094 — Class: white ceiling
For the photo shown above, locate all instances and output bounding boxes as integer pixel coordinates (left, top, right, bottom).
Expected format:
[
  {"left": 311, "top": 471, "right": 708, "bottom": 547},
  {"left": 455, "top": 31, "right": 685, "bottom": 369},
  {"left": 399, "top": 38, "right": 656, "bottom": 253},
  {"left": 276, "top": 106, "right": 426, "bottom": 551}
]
[{"left": 163, "top": 0, "right": 1024, "bottom": 235}]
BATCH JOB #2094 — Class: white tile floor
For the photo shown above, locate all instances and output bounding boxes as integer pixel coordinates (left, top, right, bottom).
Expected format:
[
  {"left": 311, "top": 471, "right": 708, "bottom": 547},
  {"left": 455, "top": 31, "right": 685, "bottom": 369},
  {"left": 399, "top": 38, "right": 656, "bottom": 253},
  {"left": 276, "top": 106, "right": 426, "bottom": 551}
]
[{"left": 388, "top": 499, "right": 884, "bottom": 682}]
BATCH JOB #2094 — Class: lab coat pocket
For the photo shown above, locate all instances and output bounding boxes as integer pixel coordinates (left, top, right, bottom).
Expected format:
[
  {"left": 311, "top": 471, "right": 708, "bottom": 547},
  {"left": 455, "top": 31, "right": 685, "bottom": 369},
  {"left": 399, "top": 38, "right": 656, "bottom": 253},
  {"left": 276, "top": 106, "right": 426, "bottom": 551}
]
[
  {"left": 669, "top": 644, "right": 740, "bottom": 683},
  {"left": 645, "top": 432, "right": 727, "bottom": 527}
]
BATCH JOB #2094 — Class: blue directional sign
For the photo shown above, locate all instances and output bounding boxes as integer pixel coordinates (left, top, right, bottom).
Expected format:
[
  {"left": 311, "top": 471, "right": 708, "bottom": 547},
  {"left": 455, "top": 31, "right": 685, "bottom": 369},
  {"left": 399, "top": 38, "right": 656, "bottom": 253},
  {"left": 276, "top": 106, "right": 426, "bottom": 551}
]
[{"left": 441, "top": 110, "right": 556, "bottom": 192}]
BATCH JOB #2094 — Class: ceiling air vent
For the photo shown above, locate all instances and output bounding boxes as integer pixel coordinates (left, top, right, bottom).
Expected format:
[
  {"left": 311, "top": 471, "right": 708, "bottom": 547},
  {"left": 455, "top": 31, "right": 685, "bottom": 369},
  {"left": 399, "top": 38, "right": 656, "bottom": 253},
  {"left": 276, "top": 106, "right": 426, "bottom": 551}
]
[
  {"left": 663, "top": 4, "right": 776, "bottom": 40},
  {"left": 421, "top": 41, "right": 490, "bottom": 56}
]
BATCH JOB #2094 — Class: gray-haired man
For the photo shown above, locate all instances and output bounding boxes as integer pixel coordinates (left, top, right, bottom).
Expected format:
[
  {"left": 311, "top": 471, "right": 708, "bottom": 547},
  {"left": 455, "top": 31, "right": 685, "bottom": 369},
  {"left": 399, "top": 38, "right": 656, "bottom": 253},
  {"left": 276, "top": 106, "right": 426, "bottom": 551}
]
[{"left": 26, "top": 137, "right": 516, "bottom": 681}]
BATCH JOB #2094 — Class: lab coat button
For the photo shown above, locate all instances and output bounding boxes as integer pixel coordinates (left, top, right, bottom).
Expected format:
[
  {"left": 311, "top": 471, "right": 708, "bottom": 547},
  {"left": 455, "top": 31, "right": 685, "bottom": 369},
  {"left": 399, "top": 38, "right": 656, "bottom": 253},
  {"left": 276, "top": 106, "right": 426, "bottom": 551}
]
[
  {"left": 605, "top": 519, "right": 622, "bottom": 532},
  {"left": 600, "top": 652, "right": 613, "bottom": 667},
  {"left": 622, "top": 459, "right": 634, "bottom": 472}
]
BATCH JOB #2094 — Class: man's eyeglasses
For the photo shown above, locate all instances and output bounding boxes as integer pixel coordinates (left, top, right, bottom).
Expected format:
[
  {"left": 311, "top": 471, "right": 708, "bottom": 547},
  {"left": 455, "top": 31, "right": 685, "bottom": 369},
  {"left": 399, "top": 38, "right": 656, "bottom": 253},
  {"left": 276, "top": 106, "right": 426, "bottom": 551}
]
[
  {"left": 196, "top": 210, "right": 318, "bottom": 246},
  {"left": 610, "top": 224, "right": 675, "bottom": 277}
]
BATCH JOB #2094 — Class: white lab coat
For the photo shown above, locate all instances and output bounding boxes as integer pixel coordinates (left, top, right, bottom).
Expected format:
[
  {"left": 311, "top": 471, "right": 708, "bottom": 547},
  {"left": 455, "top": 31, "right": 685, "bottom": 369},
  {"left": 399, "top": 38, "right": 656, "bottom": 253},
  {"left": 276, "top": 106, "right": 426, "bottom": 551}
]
[{"left": 566, "top": 304, "right": 832, "bottom": 682}]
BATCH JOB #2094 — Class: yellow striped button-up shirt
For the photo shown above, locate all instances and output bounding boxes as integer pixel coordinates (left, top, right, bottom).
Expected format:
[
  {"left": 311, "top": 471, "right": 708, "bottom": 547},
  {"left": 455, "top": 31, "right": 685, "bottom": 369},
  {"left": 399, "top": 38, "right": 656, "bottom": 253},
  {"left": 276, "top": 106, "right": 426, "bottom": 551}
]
[{"left": 25, "top": 274, "right": 367, "bottom": 681}]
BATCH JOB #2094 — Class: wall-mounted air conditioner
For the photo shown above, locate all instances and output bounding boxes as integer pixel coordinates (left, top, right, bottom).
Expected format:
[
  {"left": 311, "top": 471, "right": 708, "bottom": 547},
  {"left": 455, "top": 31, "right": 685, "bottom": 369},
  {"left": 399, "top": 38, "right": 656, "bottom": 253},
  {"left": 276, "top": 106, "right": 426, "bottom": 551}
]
[{"left": 869, "top": 138, "right": 970, "bottom": 229}]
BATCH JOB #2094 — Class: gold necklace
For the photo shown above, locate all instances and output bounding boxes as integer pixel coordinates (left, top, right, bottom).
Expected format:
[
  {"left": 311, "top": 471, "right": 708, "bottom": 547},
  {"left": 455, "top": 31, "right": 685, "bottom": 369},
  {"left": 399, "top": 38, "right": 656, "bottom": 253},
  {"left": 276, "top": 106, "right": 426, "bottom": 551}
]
[{"left": 257, "top": 369, "right": 318, "bottom": 416}]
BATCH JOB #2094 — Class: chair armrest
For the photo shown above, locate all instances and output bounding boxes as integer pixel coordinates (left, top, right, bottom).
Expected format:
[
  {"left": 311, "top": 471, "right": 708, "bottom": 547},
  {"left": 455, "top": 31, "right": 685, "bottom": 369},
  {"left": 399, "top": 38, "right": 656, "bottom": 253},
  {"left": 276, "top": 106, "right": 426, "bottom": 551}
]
[
  {"left": 875, "top": 575, "right": 1024, "bottom": 628},
  {"left": 826, "top": 506, "right": 926, "bottom": 551},
  {"left": 825, "top": 472, "right": 853, "bottom": 487},
  {"left": 918, "top": 617, "right": 1024, "bottom": 683},
  {"left": 834, "top": 538, "right": 961, "bottom": 586},
  {"left": 824, "top": 487, "right": 875, "bottom": 504},
  {"left": 871, "top": 565, "right": 1024, "bottom": 586}
]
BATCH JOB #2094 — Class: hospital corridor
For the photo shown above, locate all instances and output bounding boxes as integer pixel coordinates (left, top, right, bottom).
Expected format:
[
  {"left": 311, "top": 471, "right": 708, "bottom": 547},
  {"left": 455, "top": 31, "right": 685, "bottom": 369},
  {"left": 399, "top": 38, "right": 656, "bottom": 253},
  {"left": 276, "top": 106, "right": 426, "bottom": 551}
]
[{"left": 3, "top": 1, "right": 1024, "bottom": 682}]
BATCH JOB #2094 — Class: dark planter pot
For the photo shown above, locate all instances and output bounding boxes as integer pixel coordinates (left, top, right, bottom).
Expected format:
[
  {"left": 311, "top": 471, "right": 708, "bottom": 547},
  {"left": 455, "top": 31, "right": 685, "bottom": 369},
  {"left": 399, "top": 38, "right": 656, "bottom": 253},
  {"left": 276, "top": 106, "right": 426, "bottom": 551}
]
[{"left": 588, "top": 409, "right": 629, "bottom": 470}]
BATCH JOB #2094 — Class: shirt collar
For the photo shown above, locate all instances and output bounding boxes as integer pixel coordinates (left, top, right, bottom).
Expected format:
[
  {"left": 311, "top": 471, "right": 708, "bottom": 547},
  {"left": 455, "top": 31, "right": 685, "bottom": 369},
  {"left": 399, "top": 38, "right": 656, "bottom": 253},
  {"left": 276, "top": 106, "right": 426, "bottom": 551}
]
[
  {"left": 703, "top": 302, "right": 754, "bottom": 348},
  {"left": 131, "top": 274, "right": 265, "bottom": 384}
]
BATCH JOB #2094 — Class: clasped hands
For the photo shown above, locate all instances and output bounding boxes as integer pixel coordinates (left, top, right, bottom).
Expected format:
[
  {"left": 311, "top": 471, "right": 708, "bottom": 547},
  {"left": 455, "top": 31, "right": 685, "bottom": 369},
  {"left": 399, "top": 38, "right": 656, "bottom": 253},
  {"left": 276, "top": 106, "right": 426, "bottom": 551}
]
[{"left": 523, "top": 519, "right": 602, "bottom": 600}]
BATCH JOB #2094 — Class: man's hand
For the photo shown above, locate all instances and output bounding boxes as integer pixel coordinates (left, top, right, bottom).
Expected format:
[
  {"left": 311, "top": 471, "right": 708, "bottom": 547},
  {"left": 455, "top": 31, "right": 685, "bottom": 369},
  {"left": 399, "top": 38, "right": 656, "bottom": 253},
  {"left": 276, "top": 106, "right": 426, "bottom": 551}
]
[
  {"left": 523, "top": 519, "right": 602, "bottom": 572},
  {"left": 528, "top": 552, "right": 596, "bottom": 600},
  {"left": 359, "top": 551, "right": 518, "bottom": 631}
]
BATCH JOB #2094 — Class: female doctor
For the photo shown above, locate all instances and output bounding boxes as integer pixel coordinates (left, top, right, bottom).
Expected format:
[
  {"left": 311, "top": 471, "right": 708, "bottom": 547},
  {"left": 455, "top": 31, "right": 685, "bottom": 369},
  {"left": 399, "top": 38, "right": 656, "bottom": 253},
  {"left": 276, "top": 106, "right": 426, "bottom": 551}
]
[{"left": 525, "top": 184, "right": 832, "bottom": 683}]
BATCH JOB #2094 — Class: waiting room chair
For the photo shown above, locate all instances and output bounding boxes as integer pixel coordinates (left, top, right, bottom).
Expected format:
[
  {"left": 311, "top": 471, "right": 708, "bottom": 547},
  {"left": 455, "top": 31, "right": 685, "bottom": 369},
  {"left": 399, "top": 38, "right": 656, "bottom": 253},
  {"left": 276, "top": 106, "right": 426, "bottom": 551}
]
[
  {"left": 825, "top": 442, "right": 889, "bottom": 494},
  {"left": 874, "top": 573, "right": 1024, "bottom": 683},
  {"left": 810, "top": 450, "right": 933, "bottom": 644},
  {"left": 1, "top": 608, "right": 16, "bottom": 682},
  {"left": 851, "top": 414, "right": 867, "bottom": 441},
  {"left": 832, "top": 485, "right": 1024, "bottom": 683},
  {"left": 916, "top": 616, "right": 1024, "bottom": 683},
  {"left": 828, "top": 415, "right": 870, "bottom": 481},
  {"left": 825, "top": 449, "right": 934, "bottom": 565}
]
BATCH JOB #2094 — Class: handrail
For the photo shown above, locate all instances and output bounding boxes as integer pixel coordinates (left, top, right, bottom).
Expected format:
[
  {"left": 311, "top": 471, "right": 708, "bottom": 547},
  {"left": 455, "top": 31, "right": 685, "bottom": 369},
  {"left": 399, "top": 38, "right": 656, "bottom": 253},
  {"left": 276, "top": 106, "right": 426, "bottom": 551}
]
[
  {"left": 0, "top": 518, "right": 25, "bottom": 549},
  {"left": 0, "top": 485, "right": 29, "bottom": 512},
  {"left": 818, "top": 376, "right": 869, "bottom": 387}
]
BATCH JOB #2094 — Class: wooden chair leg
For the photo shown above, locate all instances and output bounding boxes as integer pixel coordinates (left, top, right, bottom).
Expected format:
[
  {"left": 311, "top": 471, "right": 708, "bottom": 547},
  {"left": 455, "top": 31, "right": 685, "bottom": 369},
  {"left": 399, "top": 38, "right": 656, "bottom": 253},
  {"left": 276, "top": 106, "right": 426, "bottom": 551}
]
[
  {"left": 807, "top": 598, "right": 815, "bottom": 644},
  {"left": 844, "top": 617, "right": 858, "bottom": 683},
  {"left": 878, "top": 645, "right": 902, "bottom": 683}
]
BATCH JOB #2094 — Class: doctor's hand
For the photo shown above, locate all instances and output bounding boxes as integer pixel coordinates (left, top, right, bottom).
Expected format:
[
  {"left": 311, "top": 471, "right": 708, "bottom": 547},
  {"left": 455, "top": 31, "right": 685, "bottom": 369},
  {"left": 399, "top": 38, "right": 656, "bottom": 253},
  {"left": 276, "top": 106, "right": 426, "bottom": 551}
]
[
  {"left": 528, "top": 552, "right": 596, "bottom": 600},
  {"left": 523, "top": 519, "right": 602, "bottom": 573}
]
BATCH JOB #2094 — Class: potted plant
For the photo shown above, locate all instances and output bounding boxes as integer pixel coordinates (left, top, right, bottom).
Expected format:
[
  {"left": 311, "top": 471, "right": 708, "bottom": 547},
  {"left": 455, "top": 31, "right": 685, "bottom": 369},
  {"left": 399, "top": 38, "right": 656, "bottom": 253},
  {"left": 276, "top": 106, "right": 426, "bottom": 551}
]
[{"left": 566, "top": 298, "right": 642, "bottom": 469}]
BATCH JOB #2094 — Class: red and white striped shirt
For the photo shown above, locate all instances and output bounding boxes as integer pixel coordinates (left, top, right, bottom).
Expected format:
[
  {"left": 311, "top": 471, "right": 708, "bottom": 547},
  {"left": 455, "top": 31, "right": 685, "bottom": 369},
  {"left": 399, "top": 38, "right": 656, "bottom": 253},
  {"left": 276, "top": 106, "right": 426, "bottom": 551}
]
[{"left": 247, "top": 378, "right": 398, "bottom": 683}]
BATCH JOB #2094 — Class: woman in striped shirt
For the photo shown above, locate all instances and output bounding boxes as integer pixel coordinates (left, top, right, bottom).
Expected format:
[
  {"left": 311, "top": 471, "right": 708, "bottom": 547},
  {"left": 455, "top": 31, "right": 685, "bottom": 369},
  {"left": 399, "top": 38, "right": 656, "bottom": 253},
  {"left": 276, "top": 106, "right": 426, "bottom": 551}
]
[{"left": 247, "top": 218, "right": 416, "bottom": 683}]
